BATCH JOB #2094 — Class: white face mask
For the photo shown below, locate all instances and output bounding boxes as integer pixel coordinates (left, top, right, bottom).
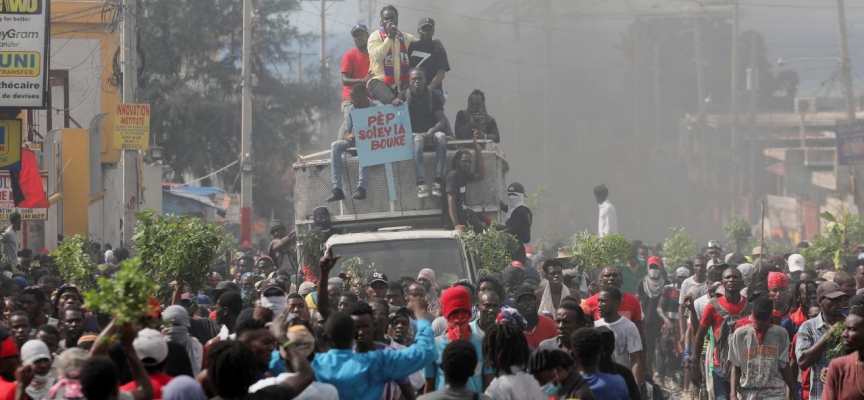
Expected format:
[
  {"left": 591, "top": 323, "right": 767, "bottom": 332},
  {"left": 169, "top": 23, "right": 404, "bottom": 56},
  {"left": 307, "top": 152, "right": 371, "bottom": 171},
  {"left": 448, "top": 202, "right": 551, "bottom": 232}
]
[
  {"left": 648, "top": 269, "right": 662, "bottom": 279},
  {"left": 261, "top": 296, "right": 287, "bottom": 316}
]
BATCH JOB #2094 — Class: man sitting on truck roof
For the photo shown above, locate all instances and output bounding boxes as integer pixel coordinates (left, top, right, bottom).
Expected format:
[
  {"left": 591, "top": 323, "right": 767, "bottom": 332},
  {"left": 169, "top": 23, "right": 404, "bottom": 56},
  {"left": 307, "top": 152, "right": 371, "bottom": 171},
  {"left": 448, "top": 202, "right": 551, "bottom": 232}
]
[
  {"left": 441, "top": 136, "right": 485, "bottom": 232},
  {"left": 399, "top": 68, "right": 449, "bottom": 198},
  {"left": 328, "top": 83, "right": 383, "bottom": 202}
]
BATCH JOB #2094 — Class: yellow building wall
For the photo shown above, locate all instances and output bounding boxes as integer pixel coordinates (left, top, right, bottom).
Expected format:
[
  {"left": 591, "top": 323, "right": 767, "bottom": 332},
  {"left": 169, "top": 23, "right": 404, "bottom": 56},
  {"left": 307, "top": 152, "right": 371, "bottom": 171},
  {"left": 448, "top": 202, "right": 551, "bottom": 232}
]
[
  {"left": 52, "top": 1, "right": 121, "bottom": 164},
  {"left": 60, "top": 129, "right": 90, "bottom": 236}
]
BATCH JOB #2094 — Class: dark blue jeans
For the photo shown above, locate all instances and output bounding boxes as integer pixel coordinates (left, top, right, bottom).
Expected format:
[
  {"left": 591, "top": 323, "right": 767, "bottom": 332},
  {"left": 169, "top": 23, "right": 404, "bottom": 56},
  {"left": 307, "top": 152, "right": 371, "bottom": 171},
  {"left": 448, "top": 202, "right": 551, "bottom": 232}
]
[{"left": 712, "top": 365, "right": 730, "bottom": 400}]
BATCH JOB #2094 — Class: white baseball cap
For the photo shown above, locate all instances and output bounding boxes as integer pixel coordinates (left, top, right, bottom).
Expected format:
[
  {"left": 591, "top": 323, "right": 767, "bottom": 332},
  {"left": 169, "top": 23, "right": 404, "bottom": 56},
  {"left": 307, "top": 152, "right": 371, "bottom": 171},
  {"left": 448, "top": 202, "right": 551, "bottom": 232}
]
[
  {"left": 788, "top": 254, "right": 806, "bottom": 273},
  {"left": 20, "top": 340, "right": 51, "bottom": 366},
  {"left": 133, "top": 328, "right": 168, "bottom": 366}
]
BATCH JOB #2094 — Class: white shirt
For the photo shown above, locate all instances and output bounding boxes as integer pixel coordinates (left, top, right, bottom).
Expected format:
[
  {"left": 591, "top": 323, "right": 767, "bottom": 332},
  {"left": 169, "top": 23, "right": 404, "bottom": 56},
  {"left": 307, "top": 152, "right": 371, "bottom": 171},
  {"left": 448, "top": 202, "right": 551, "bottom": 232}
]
[
  {"left": 679, "top": 276, "right": 708, "bottom": 305},
  {"left": 598, "top": 200, "right": 617, "bottom": 237},
  {"left": 483, "top": 366, "right": 544, "bottom": 400},
  {"left": 248, "top": 373, "right": 339, "bottom": 399},
  {"left": 595, "top": 316, "right": 642, "bottom": 367},
  {"left": 1, "top": 226, "right": 18, "bottom": 267}
]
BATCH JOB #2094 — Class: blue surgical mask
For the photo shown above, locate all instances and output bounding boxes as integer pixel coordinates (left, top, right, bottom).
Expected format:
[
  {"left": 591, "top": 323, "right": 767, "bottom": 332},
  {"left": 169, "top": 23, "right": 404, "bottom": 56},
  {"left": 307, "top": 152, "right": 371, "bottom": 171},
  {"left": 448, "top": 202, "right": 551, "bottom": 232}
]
[{"left": 541, "top": 379, "right": 560, "bottom": 397}]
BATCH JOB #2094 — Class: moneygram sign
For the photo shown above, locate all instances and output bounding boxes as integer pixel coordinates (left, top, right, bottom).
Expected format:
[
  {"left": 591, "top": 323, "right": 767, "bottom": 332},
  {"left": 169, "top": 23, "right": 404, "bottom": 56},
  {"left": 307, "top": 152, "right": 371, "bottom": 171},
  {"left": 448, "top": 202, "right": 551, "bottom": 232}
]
[{"left": 0, "top": 0, "right": 49, "bottom": 109}]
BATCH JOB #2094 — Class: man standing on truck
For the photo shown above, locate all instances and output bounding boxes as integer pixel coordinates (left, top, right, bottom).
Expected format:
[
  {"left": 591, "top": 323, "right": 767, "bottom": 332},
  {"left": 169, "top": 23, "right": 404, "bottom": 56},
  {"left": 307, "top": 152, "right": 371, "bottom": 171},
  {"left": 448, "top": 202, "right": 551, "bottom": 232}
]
[
  {"left": 400, "top": 68, "right": 449, "bottom": 198},
  {"left": 338, "top": 23, "right": 371, "bottom": 141},
  {"left": 268, "top": 219, "right": 297, "bottom": 277},
  {"left": 499, "top": 182, "right": 532, "bottom": 264},
  {"left": 441, "top": 134, "right": 485, "bottom": 231}
]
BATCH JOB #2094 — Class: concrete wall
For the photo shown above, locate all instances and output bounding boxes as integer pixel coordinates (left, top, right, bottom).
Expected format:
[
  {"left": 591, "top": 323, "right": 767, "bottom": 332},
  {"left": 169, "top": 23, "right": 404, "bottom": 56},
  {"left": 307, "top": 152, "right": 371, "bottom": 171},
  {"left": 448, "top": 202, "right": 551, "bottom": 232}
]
[{"left": 60, "top": 129, "right": 89, "bottom": 236}]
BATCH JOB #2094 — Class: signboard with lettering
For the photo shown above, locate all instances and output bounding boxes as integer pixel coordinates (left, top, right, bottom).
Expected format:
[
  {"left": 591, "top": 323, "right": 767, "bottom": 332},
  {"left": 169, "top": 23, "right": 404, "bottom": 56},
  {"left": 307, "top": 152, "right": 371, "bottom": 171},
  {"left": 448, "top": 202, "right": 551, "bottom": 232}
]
[
  {"left": 113, "top": 103, "right": 151, "bottom": 150},
  {"left": 836, "top": 120, "right": 864, "bottom": 165},
  {"left": 0, "top": 119, "right": 22, "bottom": 170},
  {"left": 0, "top": 0, "right": 50, "bottom": 108},
  {"left": 0, "top": 171, "right": 47, "bottom": 220},
  {"left": 350, "top": 104, "right": 413, "bottom": 201}
]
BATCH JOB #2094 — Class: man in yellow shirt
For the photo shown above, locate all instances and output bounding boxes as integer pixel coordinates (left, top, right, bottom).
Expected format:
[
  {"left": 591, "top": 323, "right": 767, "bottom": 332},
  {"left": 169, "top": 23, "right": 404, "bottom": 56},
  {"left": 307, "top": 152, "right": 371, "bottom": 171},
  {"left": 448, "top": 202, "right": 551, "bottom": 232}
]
[{"left": 366, "top": 5, "right": 417, "bottom": 104}]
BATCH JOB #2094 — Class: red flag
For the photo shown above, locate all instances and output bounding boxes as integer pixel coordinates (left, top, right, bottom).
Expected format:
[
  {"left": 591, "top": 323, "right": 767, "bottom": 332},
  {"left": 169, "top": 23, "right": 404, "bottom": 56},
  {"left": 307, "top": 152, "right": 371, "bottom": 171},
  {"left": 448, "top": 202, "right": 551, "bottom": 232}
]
[{"left": 10, "top": 149, "right": 48, "bottom": 208}]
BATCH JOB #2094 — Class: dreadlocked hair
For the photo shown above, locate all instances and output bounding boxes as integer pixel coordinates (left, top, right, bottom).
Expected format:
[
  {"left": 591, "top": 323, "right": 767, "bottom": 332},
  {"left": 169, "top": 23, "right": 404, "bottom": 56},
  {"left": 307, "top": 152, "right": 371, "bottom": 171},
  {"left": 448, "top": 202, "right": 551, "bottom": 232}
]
[
  {"left": 207, "top": 341, "right": 258, "bottom": 398},
  {"left": 793, "top": 280, "right": 818, "bottom": 310},
  {"left": 746, "top": 282, "right": 769, "bottom": 302},
  {"left": 380, "top": 5, "right": 398, "bottom": 17},
  {"left": 482, "top": 322, "right": 529, "bottom": 376}
]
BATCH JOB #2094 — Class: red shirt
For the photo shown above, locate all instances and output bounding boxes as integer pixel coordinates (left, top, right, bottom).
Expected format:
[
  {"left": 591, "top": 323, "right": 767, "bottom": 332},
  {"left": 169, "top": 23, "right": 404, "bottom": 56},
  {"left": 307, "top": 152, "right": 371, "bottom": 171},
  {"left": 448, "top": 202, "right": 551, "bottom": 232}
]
[
  {"left": 700, "top": 296, "right": 748, "bottom": 366},
  {"left": 582, "top": 291, "right": 643, "bottom": 323},
  {"left": 0, "top": 379, "right": 15, "bottom": 400},
  {"left": 341, "top": 48, "right": 370, "bottom": 99},
  {"left": 120, "top": 372, "right": 173, "bottom": 399},
  {"left": 524, "top": 315, "right": 557, "bottom": 349}
]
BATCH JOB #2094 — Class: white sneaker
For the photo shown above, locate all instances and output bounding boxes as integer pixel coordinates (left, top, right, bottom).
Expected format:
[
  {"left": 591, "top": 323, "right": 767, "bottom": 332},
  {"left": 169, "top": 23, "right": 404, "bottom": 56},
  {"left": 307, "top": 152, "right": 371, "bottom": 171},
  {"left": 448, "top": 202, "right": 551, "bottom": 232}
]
[
  {"left": 417, "top": 184, "right": 429, "bottom": 198},
  {"left": 432, "top": 182, "right": 442, "bottom": 196}
]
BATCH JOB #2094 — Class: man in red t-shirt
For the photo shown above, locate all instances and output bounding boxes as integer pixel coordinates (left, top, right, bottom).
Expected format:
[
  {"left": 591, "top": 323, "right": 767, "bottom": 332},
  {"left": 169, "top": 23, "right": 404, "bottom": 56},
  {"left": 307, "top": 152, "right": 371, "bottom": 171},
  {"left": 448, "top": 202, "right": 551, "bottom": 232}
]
[
  {"left": 338, "top": 23, "right": 371, "bottom": 140},
  {"left": 514, "top": 285, "right": 557, "bottom": 349},
  {"left": 582, "top": 266, "right": 646, "bottom": 355},
  {"left": 0, "top": 336, "right": 19, "bottom": 400},
  {"left": 691, "top": 266, "right": 747, "bottom": 400}
]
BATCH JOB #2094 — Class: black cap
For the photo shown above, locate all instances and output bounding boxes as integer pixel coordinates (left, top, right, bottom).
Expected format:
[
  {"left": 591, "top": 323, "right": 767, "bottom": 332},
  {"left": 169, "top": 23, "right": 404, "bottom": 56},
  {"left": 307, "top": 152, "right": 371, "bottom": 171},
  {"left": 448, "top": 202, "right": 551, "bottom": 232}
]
[
  {"left": 850, "top": 293, "right": 864, "bottom": 308},
  {"left": 350, "top": 23, "right": 368, "bottom": 35},
  {"left": 418, "top": 17, "right": 435, "bottom": 28},
  {"left": 515, "top": 284, "right": 536, "bottom": 301},
  {"left": 389, "top": 306, "right": 411, "bottom": 322},
  {"left": 507, "top": 182, "right": 525, "bottom": 194},
  {"left": 370, "top": 271, "right": 388, "bottom": 285}
]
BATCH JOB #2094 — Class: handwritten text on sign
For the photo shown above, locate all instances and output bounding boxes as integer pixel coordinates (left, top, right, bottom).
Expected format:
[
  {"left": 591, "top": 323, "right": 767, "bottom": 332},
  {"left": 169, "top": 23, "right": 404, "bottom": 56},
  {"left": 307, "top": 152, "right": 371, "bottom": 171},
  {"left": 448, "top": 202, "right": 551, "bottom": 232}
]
[
  {"left": 351, "top": 104, "right": 413, "bottom": 168},
  {"left": 113, "top": 103, "right": 151, "bottom": 150}
]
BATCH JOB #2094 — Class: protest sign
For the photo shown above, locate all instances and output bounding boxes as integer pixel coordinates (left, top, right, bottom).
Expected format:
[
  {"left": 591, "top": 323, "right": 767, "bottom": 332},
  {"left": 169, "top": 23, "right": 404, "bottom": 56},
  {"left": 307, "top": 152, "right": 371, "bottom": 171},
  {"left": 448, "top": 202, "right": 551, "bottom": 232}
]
[{"left": 350, "top": 104, "right": 413, "bottom": 201}]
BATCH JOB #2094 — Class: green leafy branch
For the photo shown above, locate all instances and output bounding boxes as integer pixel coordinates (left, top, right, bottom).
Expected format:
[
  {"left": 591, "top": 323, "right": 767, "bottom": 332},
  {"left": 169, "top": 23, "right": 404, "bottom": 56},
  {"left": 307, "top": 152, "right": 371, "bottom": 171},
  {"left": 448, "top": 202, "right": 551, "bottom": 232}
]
[
  {"left": 724, "top": 215, "right": 752, "bottom": 254},
  {"left": 54, "top": 235, "right": 98, "bottom": 290},
  {"left": 133, "top": 210, "right": 224, "bottom": 294},
  {"left": 84, "top": 258, "right": 160, "bottom": 327},
  {"left": 662, "top": 227, "right": 696, "bottom": 272},
  {"left": 342, "top": 256, "right": 374, "bottom": 291},
  {"left": 457, "top": 228, "right": 520, "bottom": 276},
  {"left": 566, "top": 232, "right": 632, "bottom": 274}
]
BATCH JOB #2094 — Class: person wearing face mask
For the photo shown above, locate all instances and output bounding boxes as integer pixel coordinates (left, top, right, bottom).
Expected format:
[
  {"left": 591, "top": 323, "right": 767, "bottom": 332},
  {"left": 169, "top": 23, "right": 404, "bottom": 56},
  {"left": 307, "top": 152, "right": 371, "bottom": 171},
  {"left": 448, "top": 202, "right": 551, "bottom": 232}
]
[
  {"left": 18, "top": 339, "right": 55, "bottom": 399},
  {"left": 161, "top": 305, "right": 203, "bottom": 376},
  {"left": 418, "top": 268, "right": 442, "bottom": 317},
  {"left": 312, "top": 206, "right": 343, "bottom": 242},
  {"left": 259, "top": 278, "right": 288, "bottom": 317},
  {"left": 496, "top": 183, "right": 532, "bottom": 265},
  {"left": 637, "top": 256, "right": 668, "bottom": 379},
  {"left": 528, "top": 347, "right": 595, "bottom": 400}
]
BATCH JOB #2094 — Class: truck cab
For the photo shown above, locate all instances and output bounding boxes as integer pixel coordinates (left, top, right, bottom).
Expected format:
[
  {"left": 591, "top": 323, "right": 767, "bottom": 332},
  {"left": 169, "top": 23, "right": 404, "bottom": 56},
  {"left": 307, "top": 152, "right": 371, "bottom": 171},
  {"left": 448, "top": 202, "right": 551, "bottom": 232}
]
[{"left": 292, "top": 143, "right": 509, "bottom": 284}]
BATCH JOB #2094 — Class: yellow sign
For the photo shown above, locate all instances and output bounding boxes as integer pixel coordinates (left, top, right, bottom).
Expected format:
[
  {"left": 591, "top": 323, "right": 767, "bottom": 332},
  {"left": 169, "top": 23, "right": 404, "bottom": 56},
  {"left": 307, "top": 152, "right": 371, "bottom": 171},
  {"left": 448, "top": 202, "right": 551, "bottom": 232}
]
[
  {"left": 113, "top": 103, "right": 150, "bottom": 150},
  {"left": 0, "top": 119, "right": 22, "bottom": 169},
  {"left": 0, "top": 0, "right": 43, "bottom": 14},
  {"left": 0, "top": 52, "right": 40, "bottom": 77},
  {"left": 0, "top": 173, "right": 47, "bottom": 220}
]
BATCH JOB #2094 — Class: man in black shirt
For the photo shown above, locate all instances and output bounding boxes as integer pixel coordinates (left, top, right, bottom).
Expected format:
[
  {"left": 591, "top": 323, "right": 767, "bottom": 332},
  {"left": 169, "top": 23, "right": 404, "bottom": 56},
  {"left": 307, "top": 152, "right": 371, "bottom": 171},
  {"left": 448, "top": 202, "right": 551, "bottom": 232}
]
[
  {"left": 408, "top": 17, "right": 450, "bottom": 101},
  {"left": 455, "top": 89, "right": 500, "bottom": 143},
  {"left": 441, "top": 137, "right": 485, "bottom": 231},
  {"left": 398, "top": 68, "right": 448, "bottom": 198},
  {"left": 499, "top": 182, "right": 532, "bottom": 264}
]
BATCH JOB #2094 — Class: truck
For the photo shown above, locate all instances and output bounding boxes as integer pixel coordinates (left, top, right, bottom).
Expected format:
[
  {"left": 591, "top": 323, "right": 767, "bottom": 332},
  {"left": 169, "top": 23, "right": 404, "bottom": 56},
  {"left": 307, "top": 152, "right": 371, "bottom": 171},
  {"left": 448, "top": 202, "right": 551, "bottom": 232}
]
[{"left": 292, "top": 142, "right": 509, "bottom": 286}]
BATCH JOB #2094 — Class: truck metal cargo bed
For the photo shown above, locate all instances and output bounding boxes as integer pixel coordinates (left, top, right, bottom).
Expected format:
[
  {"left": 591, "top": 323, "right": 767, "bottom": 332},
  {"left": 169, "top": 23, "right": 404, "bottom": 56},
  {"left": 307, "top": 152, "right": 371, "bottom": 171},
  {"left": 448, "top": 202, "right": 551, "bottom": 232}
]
[{"left": 293, "top": 146, "right": 509, "bottom": 231}]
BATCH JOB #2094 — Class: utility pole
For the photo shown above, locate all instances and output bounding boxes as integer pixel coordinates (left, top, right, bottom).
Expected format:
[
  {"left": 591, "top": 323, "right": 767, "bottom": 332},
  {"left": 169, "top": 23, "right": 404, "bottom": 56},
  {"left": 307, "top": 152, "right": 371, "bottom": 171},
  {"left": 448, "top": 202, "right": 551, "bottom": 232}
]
[
  {"left": 240, "top": 0, "right": 253, "bottom": 245},
  {"left": 120, "top": 0, "right": 139, "bottom": 246},
  {"left": 730, "top": 0, "right": 739, "bottom": 151},
  {"left": 295, "top": 52, "right": 316, "bottom": 83},
  {"left": 320, "top": 0, "right": 328, "bottom": 86},
  {"left": 837, "top": 0, "right": 856, "bottom": 123},
  {"left": 693, "top": 15, "right": 705, "bottom": 118}
]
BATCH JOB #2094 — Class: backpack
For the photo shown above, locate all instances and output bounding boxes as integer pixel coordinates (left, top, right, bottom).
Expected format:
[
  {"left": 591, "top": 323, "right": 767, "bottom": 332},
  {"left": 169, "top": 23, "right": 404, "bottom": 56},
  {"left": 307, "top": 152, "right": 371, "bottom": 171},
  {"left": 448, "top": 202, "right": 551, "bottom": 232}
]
[{"left": 708, "top": 297, "right": 750, "bottom": 380}]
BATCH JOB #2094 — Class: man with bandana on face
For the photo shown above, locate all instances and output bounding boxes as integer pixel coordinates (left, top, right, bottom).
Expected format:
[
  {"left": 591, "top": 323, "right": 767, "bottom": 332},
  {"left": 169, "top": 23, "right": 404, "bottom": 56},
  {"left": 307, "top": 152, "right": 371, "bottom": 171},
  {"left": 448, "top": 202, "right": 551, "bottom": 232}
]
[
  {"left": 425, "top": 286, "right": 494, "bottom": 394},
  {"left": 418, "top": 269, "right": 442, "bottom": 318},
  {"left": 497, "top": 182, "right": 532, "bottom": 264}
]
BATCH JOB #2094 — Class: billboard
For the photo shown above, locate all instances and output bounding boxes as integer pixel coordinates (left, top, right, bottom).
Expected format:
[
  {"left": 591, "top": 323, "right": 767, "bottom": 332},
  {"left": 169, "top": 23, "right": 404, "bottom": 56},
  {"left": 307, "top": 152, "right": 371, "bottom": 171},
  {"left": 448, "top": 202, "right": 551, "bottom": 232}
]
[
  {"left": 0, "top": 171, "right": 47, "bottom": 220},
  {"left": 836, "top": 120, "right": 864, "bottom": 165},
  {"left": 0, "top": 0, "right": 50, "bottom": 108},
  {"left": 113, "top": 103, "right": 151, "bottom": 150},
  {"left": 0, "top": 119, "right": 21, "bottom": 169}
]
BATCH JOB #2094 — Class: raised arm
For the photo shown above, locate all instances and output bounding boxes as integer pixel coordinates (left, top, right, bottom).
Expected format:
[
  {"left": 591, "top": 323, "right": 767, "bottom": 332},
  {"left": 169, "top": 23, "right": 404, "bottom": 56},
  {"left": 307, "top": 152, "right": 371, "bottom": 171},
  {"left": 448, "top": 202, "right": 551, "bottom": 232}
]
[
  {"left": 317, "top": 247, "right": 340, "bottom": 319},
  {"left": 368, "top": 31, "right": 390, "bottom": 63}
]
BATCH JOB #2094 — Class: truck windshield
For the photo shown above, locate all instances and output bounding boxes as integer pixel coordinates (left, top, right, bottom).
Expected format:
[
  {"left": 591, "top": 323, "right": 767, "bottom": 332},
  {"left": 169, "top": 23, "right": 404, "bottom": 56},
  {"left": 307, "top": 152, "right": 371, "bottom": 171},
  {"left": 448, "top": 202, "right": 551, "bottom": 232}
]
[{"left": 331, "top": 239, "right": 467, "bottom": 287}]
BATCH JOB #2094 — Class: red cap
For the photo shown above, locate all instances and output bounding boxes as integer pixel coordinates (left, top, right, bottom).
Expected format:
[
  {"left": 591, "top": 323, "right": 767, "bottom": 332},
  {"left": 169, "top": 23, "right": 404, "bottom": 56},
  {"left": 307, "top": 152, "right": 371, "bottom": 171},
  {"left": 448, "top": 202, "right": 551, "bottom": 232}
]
[
  {"left": 647, "top": 256, "right": 662, "bottom": 268},
  {"left": 441, "top": 287, "right": 472, "bottom": 319},
  {"left": 510, "top": 261, "right": 525, "bottom": 270},
  {"left": 148, "top": 296, "right": 161, "bottom": 318},
  {"left": 0, "top": 337, "right": 19, "bottom": 359}
]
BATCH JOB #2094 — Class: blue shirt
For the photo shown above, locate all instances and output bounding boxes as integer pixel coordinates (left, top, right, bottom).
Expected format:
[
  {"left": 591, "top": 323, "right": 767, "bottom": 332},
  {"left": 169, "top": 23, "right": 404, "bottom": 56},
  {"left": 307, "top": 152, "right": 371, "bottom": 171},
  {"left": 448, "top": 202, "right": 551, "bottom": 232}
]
[
  {"left": 583, "top": 371, "right": 629, "bottom": 400},
  {"left": 424, "top": 320, "right": 493, "bottom": 393},
  {"left": 796, "top": 312, "right": 839, "bottom": 400},
  {"left": 344, "top": 100, "right": 383, "bottom": 136},
  {"left": 313, "top": 318, "right": 436, "bottom": 400}
]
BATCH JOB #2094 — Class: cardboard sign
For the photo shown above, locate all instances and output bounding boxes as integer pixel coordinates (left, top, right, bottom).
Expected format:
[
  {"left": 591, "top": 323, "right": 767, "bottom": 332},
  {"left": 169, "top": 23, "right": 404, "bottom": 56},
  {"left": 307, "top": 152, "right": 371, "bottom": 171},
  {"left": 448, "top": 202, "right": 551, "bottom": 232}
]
[
  {"left": 0, "top": 0, "right": 50, "bottom": 108},
  {"left": 0, "top": 119, "right": 22, "bottom": 170},
  {"left": 351, "top": 104, "right": 413, "bottom": 168},
  {"left": 113, "top": 103, "right": 151, "bottom": 150}
]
